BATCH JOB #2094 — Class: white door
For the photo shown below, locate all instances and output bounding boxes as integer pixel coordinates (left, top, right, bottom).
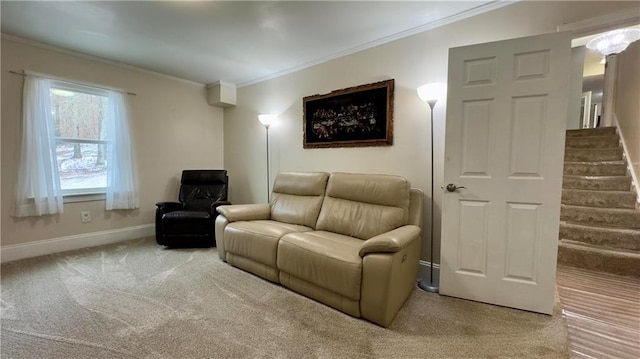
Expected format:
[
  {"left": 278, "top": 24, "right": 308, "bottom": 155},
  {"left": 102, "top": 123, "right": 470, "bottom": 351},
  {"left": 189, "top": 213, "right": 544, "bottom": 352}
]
[{"left": 440, "top": 32, "right": 571, "bottom": 314}]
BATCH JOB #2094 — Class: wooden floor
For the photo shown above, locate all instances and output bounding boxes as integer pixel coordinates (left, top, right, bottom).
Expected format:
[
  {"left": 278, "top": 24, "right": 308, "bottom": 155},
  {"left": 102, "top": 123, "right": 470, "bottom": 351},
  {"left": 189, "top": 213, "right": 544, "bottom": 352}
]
[{"left": 556, "top": 265, "right": 640, "bottom": 359}]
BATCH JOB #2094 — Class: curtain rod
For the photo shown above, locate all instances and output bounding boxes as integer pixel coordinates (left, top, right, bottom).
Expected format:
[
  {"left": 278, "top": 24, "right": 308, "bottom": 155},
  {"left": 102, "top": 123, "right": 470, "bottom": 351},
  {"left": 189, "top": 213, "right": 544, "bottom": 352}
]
[{"left": 8, "top": 70, "right": 137, "bottom": 96}]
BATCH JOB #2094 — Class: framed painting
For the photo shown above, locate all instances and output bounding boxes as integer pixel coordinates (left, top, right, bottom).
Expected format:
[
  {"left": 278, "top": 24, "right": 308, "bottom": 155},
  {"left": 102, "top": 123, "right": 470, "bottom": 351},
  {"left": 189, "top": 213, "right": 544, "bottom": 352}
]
[{"left": 303, "top": 79, "right": 394, "bottom": 148}]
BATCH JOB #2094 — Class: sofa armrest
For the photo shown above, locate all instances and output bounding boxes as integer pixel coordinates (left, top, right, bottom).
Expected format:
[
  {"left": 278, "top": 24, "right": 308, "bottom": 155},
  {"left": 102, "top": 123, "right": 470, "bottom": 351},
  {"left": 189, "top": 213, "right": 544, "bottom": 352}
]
[
  {"left": 210, "top": 200, "right": 232, "bottom": 217},
  {"left": 359, "top": 225, "right": 421, "bottom": 257},
  {"left": 360, "top": 237, "right": 421, "bottom": 327},
  {"left": 215, "top": 215, "right": 230, "bottom": 261},
  {"left": 155, "top": 202, "right": 183, "bottom": 245},
  {"left": 216, "top": 204, "right": 271, "bottom": 222}
]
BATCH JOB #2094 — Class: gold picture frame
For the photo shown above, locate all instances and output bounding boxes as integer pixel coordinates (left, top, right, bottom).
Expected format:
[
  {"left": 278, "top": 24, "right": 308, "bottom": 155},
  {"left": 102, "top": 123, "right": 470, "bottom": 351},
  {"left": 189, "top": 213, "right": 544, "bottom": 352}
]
[{"left": 303, "top": 79, "right": 394, "bottom": 148}]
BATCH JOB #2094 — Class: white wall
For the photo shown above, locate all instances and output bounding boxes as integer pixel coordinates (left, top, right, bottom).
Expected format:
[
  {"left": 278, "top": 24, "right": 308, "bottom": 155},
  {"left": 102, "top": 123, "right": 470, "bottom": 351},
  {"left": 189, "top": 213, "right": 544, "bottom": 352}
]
[
  {"left": 568, "top": 46, "right": 587, "bottom": 130},
  {"left": 1, "top": 36, "right": 224, "bottom": 247},
  {"left": 615, "top": 40, "right": 640, "bottom": 196},
  {"left": 223, "top": 1, "right": 640, "bottom": 264}
]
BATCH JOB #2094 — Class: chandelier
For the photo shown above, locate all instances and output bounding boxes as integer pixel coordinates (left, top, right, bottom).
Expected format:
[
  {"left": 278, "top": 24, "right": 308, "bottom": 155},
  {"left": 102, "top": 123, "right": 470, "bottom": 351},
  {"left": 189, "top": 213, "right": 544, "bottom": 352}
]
[{"left": 586, "top": 28, "right": 640, "bottom": 56}]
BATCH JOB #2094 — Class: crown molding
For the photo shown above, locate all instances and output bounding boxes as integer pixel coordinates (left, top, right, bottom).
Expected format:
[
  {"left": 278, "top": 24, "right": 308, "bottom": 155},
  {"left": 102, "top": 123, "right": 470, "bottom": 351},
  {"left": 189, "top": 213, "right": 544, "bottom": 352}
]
[
  {"left": 2, "top": 33, "right": 205, "bottom": 87},
  {"left": 237, "top": 0, "right": 517, "bottom": 88},
  {"left": 558, "top": 8, "right": 640, "bottom": 38}
]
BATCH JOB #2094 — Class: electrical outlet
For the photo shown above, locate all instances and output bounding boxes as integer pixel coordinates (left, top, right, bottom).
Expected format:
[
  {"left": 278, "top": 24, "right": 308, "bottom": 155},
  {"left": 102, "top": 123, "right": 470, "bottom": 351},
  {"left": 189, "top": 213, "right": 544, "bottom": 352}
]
[{"left": 80, "top": 211, "right": 91, "bottom": 223}]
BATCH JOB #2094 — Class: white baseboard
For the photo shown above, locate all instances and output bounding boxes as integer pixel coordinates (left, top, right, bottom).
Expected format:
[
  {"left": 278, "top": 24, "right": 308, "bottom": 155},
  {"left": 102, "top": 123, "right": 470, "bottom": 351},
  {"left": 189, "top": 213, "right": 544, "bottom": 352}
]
[
  {"left": 0, "top": 224, "right": 154, "bottom": 263},
  {"left": 418, "top": 260, "right": 440, "bottom": 279},
  {"left": 419, "top": 260, "right": 440, "bottom": 270}
]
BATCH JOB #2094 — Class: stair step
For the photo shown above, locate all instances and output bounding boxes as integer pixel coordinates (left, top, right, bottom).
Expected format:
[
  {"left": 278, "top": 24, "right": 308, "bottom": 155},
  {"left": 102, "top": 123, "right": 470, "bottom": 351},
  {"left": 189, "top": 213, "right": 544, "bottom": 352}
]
[
  {"left": 557, "top": 240, "right": 640, "bottom": 278},
  {"left": 563, "top": 161, "right": 628, "bottom": 176},
  {"left": 562, "top": 189, "right": 637, "bottom": 209},
  {"left": 565, "top": 135, "right": 620, "bottom": 149},
  {"left": 564, "top": 148, "right": 623, "bottom": 162},
  {"left": 561, "top": 205, "right": 640, "bottom": 229},
  {"left": 566, "top": 127, "right": 617, "bottom": 137},
  {"left": 559, "top": 222, "right": 640, "bottom": 251},
  {"left": 563, "top": 175, "right": 632, "bottom": 191},
  {"left": 561, "top": 127, "right": 639, "bottom": 279}
]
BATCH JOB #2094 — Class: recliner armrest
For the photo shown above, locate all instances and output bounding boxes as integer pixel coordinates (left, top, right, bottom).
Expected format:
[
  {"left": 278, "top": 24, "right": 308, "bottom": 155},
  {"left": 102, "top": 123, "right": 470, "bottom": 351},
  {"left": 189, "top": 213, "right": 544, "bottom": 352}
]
[
  {"left": 216, "top": 204, "right": 271, "bottom": 222},
  {"left": 156, "top": 201, "right": 183, "bottom": 214},
  {"left": 359, "top": 225, "right": 421, "bottom": 257},
  {"left": 212, "top": 200, "right": 232, "bottom": 207}
]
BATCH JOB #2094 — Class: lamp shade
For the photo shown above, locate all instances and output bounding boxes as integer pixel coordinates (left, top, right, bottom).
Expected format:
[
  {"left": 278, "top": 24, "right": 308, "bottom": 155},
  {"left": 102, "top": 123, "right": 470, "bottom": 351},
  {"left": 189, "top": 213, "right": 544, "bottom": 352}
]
[
  {"left": 417, "top": 82, "right": 447, "bottom": 103},
  {"left": 258, "top": 114, "right": 276, "bottom": 128},
  {"left": 586, "top": 28, "right": 640, "bottom": 56}
]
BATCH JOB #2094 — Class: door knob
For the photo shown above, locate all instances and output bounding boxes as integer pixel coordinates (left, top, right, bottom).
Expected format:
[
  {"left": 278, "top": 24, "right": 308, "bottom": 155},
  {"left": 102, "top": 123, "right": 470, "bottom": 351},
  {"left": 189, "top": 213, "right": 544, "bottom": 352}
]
[{"left": 446, "top": 183, "right": 466, "bottom": 192}]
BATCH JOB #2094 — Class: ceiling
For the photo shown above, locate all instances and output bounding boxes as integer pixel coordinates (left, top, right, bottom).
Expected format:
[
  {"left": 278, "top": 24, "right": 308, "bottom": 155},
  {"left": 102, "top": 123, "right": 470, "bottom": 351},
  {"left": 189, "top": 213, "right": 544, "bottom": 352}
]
[{"left": 0, "top": 1, "right": 509, "bottom": 86}]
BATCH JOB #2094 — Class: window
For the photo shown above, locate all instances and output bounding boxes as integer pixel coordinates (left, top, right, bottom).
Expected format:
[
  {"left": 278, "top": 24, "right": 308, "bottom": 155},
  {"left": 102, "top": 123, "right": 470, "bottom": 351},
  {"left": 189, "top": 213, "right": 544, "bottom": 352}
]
[
  {"left": 51, "top": 82, "right": 109, "bottom": 195},
  {"left": 13, "top": 72, "right": 139, "bottom": 217}
]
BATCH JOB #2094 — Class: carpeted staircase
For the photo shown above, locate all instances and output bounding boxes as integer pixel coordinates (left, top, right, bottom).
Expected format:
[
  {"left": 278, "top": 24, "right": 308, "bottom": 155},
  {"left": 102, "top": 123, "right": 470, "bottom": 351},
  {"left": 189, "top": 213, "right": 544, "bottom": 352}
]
[{"left": 558, "top": 127, "right": 640, "bottom": 278}]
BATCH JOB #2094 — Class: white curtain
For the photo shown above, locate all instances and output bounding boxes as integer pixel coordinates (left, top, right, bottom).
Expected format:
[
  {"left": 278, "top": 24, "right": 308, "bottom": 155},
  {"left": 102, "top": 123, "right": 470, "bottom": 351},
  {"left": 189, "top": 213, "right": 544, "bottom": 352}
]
[
  {"left": 13, "top": 73, "right": 139, "bottom": 216},
  {"left": 105, "top": 90, "right": 139, "bottom": 210},
  {"left": 13, "top": 74, "right": 64, "bottom": 217}
]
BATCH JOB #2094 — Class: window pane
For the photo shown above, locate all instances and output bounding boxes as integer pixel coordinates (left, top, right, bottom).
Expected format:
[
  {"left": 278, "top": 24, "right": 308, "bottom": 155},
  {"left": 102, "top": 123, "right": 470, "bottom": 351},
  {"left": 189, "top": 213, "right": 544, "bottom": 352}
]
[
  {"left": 51, "top": 89, "right": 108, "bottom": 140},
  {"left": 56, "top": 142, "right": 107, "bottom": 190}
]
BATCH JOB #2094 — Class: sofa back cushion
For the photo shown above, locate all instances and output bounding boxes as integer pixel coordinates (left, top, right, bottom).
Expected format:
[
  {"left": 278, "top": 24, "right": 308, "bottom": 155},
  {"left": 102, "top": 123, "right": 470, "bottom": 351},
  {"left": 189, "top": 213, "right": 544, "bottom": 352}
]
[
  {"left": 271, "top": 172, "right": 330, "bottom": 229},
  {"left": 316, "top": 173, "right": 410, "bottom": 240}
]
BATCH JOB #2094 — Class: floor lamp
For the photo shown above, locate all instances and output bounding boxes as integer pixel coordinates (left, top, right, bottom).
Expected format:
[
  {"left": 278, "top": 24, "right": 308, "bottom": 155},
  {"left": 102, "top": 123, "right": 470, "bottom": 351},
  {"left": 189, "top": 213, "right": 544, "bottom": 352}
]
[
  {"left": 416, "top": 83, "right": 446, "bottom": 294},
  {"left": 258, "top": 114, "right": 276, "bottom": 203}
]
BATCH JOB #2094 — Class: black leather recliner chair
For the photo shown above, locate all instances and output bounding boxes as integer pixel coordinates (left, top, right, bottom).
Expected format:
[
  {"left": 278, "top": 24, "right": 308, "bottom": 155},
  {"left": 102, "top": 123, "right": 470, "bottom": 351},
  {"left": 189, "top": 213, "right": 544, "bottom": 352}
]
[{"left": 155, "top": 170, "right": 230, "bottom": 248}]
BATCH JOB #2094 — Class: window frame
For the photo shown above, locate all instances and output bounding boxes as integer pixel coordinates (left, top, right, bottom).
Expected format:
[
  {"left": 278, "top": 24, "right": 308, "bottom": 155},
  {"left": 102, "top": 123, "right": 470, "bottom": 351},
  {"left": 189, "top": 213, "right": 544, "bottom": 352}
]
[{"left": 49, "top": 80, "right": 111, "bottom": 198}]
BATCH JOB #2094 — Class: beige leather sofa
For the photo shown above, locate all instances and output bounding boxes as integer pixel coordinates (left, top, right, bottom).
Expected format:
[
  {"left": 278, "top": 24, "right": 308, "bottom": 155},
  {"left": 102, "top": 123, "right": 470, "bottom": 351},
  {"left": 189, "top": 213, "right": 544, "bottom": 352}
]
[{"left": 215, "top": 172, "right": 423, "bottom": 327}]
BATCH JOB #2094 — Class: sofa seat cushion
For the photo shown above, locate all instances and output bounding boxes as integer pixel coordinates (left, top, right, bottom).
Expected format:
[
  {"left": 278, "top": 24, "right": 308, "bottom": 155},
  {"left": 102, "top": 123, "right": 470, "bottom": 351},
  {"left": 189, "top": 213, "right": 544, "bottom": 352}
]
[
  {"left": 277, "top": 231, "right": 363, "bottom": 301},
  {"left": 224, "top": 220, "right": 312, "bottom": 267}
]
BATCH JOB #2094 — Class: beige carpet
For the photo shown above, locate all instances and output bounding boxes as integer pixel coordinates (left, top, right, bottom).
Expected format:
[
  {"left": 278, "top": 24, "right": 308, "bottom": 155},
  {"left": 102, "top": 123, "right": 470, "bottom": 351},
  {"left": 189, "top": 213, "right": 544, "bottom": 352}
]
[{"left": 1, "top": 237, "right": 568, "bottom": 358}]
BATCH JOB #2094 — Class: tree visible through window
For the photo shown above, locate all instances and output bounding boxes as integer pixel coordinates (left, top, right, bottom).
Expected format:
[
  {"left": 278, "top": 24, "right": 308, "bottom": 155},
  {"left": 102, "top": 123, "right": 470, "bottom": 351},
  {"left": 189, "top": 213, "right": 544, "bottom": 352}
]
[{"left": 51, "top": 83, "right": 109, "bottom": 194}]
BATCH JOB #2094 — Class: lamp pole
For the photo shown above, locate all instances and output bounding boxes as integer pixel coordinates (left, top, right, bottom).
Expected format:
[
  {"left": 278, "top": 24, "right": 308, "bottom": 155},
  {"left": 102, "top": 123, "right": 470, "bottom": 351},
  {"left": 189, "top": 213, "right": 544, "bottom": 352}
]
[
  {"left": 416, "top": 82, "right": 445, "bottom": 294},
  {"left": 417, "top": 99, "right": 439, "bottom": 293},
  {"left": 265, "top": 123, "right": 270, "bottom": 203},
  {"left": 258, "top": 114, "right": 276, "bottom": 204}
]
